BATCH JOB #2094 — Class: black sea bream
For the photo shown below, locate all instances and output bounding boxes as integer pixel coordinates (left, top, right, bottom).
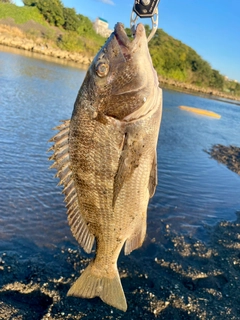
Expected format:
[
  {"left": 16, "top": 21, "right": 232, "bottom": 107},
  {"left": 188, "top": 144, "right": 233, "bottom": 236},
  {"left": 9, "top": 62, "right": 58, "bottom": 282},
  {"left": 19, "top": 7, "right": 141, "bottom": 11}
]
[{"left": 49, "top": 23, "right": 162, "bottom": 311}]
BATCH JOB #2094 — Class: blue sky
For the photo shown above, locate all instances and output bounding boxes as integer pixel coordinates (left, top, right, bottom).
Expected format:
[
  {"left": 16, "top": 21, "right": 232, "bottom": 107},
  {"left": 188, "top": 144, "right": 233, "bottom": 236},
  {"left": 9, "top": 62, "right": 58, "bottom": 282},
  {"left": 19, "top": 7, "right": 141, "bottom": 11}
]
[{"left": 15, "top": 0, "right": 240, "bottom": 82}]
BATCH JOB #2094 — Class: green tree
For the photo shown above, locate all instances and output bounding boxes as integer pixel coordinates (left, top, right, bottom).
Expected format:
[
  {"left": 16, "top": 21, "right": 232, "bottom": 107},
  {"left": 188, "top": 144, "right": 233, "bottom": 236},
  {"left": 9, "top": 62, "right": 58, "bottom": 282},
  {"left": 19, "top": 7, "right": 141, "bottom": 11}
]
[
  {"left": 63, "top": 7, "right": 80, "bottom": 31},
  {"left": 209, "top": 69, "right": 224, "bottom": 90},
  {"left": 77, "top": 14, "right": 95, "bottom": 35},
  {"left": 23, "top": 0, "right": 64, "bottom": 26},
  {"left": 235, "top": 83, "right": 240, "bottom": 95},
  {"left": 22, "top": 0, "right": 37, "bottom": 6},
  {"left": 38, "top": 0, "right": 64, "bottom": 26}
]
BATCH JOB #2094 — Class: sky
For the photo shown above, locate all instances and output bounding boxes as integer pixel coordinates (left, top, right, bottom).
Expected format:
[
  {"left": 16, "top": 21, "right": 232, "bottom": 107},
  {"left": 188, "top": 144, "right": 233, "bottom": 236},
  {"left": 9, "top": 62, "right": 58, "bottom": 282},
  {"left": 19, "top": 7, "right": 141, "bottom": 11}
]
[{"left": 15, "top": 0, "right": 240, "bottom": 82}]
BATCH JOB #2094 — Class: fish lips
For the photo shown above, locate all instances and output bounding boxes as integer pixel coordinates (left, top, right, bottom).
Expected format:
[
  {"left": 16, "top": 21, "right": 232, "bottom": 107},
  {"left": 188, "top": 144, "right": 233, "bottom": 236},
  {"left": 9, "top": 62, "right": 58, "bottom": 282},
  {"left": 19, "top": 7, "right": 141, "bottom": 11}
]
[{"left": 114, "top": 23, "right": 147, "bottom": 61}]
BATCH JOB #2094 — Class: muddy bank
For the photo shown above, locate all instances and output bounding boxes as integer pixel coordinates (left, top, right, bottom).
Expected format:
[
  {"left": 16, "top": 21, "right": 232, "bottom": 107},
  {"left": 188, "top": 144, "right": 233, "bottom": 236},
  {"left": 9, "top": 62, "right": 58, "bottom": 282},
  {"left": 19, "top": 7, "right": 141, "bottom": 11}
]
[
  {"left": 206, "top": 145, "right": 240, "bottom": 175},
  {"left": 0, "top": 209, "right": 240, "bottom": 319}
]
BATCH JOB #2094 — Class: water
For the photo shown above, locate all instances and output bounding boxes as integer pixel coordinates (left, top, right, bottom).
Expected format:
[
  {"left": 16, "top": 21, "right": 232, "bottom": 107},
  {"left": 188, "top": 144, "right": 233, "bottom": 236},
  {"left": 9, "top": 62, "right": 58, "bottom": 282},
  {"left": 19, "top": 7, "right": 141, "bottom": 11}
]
[{"left": 0, "top": 47, "right": 240, "bottom": 256}]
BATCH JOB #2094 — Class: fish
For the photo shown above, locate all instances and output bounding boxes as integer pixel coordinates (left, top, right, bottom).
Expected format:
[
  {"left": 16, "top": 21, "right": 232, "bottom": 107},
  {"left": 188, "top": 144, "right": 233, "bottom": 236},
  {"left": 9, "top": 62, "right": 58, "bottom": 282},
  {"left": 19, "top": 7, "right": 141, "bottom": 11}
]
[{"left": 48, "top": 22, "right": 162, "bottom": 312}]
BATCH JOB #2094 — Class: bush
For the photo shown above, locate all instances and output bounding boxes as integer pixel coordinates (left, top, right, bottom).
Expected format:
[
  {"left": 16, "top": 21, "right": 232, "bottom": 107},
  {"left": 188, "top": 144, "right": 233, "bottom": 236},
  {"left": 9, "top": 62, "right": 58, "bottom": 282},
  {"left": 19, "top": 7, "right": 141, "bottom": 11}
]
[{"left": 58, "top": 32, "right": 84, "bottom": 52}]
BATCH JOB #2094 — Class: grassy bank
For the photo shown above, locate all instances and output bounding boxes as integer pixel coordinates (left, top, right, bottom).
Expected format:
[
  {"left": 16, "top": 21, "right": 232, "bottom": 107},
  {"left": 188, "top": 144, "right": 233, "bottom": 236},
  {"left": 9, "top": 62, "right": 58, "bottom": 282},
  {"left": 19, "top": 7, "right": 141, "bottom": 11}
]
[{"left": 0, "top": 2, "right": 47, "bottom": 25}]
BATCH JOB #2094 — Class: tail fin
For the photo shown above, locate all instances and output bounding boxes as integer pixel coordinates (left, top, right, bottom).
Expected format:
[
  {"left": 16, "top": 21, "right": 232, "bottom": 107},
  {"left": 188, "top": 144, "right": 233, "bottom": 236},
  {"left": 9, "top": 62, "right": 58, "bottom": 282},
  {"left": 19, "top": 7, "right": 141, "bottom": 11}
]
[{"left": 67, "top": 262, "right": 127, "bottom": 312}]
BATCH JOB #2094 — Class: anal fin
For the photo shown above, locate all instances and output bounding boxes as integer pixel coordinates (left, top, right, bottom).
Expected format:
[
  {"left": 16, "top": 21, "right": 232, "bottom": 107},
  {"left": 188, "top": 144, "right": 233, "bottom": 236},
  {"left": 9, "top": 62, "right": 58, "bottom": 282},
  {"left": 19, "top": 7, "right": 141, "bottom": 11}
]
[{"left": 124, "top": 220, "right": 146, "bottom": 255}]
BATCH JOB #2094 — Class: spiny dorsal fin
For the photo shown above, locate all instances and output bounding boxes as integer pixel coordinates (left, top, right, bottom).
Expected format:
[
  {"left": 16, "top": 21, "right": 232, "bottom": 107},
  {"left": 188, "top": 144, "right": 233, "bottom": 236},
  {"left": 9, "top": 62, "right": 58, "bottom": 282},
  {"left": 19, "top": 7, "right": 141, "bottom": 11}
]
[{"left": 48, "top": 120, "right": 95, "bottom": 253}]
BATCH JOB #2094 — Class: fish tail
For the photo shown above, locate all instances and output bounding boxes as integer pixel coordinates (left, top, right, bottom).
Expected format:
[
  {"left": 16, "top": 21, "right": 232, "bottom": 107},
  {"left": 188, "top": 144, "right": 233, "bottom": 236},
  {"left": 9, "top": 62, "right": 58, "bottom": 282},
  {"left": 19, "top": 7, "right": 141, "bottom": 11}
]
[{"left": 67, "top": 262, "right": 127, "bottom": 312}]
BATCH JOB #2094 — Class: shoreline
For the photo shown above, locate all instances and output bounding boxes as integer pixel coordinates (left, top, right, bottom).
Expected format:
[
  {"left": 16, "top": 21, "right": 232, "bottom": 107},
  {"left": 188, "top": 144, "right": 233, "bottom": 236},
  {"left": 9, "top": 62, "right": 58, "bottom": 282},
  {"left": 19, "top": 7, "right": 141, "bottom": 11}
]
[
  {"left": 0, "top": 28, "right": 240, "bottom": 104},
  {"left": 159, "top": 77, "right": 240, "bottom": 105},
  {"left": 0, "top": 31, "right": 93, "bottom": 66}
]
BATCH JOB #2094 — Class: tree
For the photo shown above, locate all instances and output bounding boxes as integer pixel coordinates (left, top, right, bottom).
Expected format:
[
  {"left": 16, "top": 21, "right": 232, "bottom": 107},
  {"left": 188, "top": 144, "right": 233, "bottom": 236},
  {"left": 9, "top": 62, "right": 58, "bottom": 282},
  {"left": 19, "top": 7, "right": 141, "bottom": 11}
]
[
  {"left": 63, "top": 7, "right": 80, "bottom": 31},
  {"left": 38, "top": 0, "right": 64, "bottom": 26},
  {"left": 23, "top": 0, "right": 64, "bottom": 27},
  {"left": 22, "top": 0, "right": 37, "bottom": 6},
  {"left": 0, "top": 0, "right": 14, "bottom": 3},
  {"left": 209, "top": 69, "right": 224, "bottom": 90},
  {"left": 77, "top": 14, "right": 95, "bottom": 35}
]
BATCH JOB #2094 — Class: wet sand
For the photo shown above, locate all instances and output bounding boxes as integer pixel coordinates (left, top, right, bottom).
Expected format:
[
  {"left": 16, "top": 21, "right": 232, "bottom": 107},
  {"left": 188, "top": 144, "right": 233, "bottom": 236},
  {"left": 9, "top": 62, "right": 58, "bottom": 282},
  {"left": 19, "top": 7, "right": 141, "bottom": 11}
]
[{"left": 0, "top": 146, "right": 239, "bottom": 319}]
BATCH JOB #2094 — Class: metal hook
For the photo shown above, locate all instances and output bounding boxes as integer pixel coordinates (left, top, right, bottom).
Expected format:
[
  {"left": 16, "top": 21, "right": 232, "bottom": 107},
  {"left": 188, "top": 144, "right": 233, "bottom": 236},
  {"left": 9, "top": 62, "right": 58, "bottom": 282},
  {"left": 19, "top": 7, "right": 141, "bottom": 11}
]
[
  {"left": 148, "top": 8, "right": 158, "bottom": 42},
  {"left": 130, "top": 4, "right": 159, "bottom": 42}
]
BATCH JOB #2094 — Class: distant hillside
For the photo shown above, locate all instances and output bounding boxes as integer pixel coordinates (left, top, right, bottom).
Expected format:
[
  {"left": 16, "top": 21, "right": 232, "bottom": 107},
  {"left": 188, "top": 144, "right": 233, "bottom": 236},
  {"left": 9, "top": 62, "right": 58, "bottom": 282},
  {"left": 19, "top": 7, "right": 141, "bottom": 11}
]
[
  {"left": 0, "top": 1, "right": 239, "bottom": 99},
  {"left": 148, "top": 28, "right": 240, "bottom": 97}
]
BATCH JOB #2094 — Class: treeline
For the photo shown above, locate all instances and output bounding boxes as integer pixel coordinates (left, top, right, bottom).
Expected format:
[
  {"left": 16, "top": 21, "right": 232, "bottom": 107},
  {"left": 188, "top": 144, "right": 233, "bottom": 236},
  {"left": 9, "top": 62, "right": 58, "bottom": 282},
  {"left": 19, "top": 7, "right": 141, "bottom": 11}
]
[
  {"left": 23, "top": 0, "right": 90, "bottom": 32},
  {"left": 0, "top": 0, "right": 239, "bottom": 97},
  {"left": 148, "top": 28, "right": 240, "bottom": 96}
]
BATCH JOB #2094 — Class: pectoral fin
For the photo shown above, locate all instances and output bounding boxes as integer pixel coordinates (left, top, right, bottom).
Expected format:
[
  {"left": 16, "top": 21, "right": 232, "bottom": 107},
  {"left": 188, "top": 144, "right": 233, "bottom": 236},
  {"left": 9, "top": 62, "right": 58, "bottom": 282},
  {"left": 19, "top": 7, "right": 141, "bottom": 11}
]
[
  {"left": 113, "top": 131, "right": 142, "bottom": 207},
  {"left": 148, "top": 151, "right": 158, "bottom": 198}
]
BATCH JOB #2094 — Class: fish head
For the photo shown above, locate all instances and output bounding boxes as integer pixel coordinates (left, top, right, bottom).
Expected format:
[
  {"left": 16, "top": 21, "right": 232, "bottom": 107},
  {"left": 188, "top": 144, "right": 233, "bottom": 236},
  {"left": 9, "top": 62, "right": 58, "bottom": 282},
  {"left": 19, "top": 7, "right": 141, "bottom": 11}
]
[{"left": 85, "top": 23, "right": 158, "bottom": 120}]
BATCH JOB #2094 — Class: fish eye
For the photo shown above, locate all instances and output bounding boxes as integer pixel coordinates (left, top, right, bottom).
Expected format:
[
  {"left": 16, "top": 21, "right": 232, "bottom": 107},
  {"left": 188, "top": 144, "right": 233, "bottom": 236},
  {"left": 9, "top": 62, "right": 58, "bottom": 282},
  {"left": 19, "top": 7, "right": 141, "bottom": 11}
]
[{"left": 96, "top": 62, "right": 109, "bottom": 78}]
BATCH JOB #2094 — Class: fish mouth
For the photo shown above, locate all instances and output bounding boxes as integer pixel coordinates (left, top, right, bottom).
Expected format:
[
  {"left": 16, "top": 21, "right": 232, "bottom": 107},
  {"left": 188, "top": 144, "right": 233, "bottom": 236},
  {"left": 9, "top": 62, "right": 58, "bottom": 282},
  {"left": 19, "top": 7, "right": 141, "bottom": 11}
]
[{"left": 114, "top": 23, "right": 146, "bottom": 60}]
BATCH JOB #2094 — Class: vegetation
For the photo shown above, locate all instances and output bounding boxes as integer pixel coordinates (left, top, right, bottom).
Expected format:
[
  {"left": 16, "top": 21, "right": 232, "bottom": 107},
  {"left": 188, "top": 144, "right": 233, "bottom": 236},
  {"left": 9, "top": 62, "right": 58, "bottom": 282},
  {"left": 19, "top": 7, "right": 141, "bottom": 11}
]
[
  {"left": 0, "top": 0, "right": 14, "bottom": 3},
  {"left": 23, "top": 0, "right": 65, "bottom": 27},
  {"left": 147, "top": 28, "right": 240, "bottom": 96},
  {"left": 0, "top": 2, "right": 105, "bottom": 55},
  {"left": 138, "top": 26, "right": 239, "bottom": 97},
  {"left": 0, "top": 1, "right": 239, "bottom": 97},
  {"left": 0, "top": 2, "right": 47, "bottom": 24}
]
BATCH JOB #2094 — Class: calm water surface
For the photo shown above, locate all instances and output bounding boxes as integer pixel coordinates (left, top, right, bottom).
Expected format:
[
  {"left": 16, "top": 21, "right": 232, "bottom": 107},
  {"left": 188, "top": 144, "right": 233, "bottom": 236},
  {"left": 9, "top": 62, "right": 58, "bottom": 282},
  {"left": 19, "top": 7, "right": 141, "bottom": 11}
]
[{"left": 0, "top": 48, "right": 239, "bottom": 256}]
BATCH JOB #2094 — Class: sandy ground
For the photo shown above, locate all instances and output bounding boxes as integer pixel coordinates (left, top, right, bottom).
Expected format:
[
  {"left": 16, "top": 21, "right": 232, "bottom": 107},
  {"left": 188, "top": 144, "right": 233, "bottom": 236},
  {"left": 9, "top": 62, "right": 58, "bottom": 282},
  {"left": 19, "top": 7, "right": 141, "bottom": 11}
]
[{"left": 0, "top": 146, "right": 239, "bottom": 320}]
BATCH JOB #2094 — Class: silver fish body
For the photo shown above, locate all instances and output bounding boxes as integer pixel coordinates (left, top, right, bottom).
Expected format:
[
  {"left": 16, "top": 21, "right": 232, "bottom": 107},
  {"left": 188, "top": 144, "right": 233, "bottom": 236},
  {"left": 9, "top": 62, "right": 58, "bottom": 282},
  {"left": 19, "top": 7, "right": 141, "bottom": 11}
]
[{"left": 49, "top": 23, "right": 162, "bottom": 311}]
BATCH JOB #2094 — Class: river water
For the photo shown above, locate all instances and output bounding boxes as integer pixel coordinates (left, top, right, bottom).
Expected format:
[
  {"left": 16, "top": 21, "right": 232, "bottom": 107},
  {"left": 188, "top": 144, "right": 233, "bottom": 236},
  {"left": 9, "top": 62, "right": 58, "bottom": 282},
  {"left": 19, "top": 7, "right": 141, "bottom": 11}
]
[{"left": 0, "top": 47, "right": 239, "bottom": 256}]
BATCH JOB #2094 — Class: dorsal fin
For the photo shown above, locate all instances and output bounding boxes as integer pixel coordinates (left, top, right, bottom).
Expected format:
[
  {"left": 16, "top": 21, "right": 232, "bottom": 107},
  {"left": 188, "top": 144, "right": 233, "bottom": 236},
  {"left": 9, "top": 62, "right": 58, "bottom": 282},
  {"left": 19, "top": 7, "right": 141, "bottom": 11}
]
[{"left": 48, "top": 120, "right": 95, "bottom": 253}]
